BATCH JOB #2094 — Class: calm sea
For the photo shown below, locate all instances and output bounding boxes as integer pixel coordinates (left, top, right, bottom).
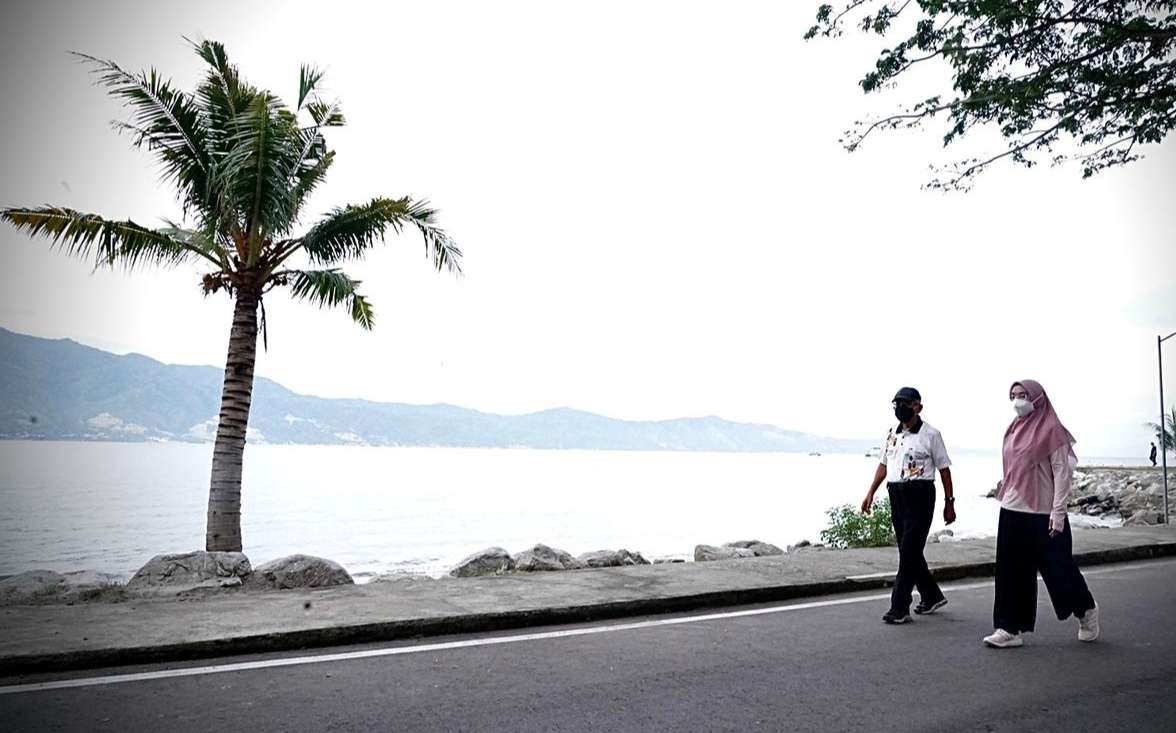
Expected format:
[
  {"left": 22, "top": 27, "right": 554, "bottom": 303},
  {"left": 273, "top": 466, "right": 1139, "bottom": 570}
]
[{"left": 0, "top": 442, "right": 1144, "bottom": 581}]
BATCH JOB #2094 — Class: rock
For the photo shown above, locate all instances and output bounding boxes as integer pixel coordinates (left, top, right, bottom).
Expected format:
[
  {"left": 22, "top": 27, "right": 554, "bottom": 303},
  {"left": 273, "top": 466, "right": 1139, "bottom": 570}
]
[
  {"left": 0, "top": 570, "right": 66, "bottom": 604},
  {"left": 1124, "top": 510, "right": 1164, "bottom": 527},
  {"left": 0, "top": 569, "right": 129, "bottom": 605},
  {"left": 653, "top": 558, "right": 686, "bottom": 564},
  {"left": 514, "top": 544, "right": 585, "bottom": 572},
  {"left": 449, "top": 547, "right": 515, "bottom": 577},
  {"left": 986, "top": 480, "right": 1001, "bottom": 499},
  {"left": 694, "top": 544, "right": 756, "bottom": 562},
  {"left": 126, "top": 551, "right": 252, "bottom": 595},
  {"left": 929, "top": 529, "right": 954, "bottom": 543},
  {"left": 788, "top": 540, "right": 812, "bottom": 551},
  {"left": 724, "top": 540, "right": 784, "bottom": 557},
  {"left": 250, "top": 554, "right": 353, "bottom": 590},
  {"left": 577, "top": 549, "right": 650, "bottom": 568},
  {"left": 368, "top": 572, "right": 440, "bottom": 584}
]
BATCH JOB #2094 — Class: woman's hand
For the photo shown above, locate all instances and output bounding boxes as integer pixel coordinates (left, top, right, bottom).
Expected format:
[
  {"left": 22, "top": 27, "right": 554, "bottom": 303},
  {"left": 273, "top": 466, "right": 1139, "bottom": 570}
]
[{"left": 1048, "top": 513, "right": 1066, "bottom": 538}]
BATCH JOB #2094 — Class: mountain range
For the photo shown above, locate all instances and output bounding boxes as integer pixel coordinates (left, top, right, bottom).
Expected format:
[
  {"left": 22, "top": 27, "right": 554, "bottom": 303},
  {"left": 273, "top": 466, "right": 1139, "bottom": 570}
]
[{"left": 0, "top": 327, "right": 874, "bottom": 453}]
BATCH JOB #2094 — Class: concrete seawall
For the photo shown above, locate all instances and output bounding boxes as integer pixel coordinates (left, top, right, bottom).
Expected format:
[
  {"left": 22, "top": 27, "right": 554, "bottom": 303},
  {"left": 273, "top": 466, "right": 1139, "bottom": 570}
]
[{"left": 2, "top": 525, "right": 1174, "bottom": 676}]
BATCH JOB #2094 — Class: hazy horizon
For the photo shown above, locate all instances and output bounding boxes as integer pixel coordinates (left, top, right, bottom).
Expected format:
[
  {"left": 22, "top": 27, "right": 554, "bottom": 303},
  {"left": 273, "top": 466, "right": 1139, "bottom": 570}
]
[{"left": 2, "top": 1, "right": 1173, "bottom": 457}]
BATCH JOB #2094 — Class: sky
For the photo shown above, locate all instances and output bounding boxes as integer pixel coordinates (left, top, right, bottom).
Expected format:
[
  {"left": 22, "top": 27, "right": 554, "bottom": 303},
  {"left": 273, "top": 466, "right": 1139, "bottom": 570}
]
[{"left": 1, "top": 0, "right": 1173, "bottom": 456}]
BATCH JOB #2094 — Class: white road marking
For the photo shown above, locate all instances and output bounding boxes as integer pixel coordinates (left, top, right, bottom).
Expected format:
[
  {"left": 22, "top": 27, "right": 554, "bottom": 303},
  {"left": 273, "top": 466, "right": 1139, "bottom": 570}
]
[{"left": 0, "top": 558, "right": 1166, "bottom": 696}]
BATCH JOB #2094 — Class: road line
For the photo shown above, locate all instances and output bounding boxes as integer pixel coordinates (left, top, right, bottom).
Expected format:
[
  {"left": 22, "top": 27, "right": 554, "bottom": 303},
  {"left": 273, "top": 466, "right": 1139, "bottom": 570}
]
[{"left": 0, "top": 558, "right": 1167, "bottom": 696}]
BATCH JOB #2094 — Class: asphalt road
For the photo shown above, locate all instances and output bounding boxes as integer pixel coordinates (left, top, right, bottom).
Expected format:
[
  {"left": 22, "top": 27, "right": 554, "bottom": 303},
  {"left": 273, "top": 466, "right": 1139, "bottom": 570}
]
[{"left": 3, "top": 558, "right": 1176, "bottom": 732}]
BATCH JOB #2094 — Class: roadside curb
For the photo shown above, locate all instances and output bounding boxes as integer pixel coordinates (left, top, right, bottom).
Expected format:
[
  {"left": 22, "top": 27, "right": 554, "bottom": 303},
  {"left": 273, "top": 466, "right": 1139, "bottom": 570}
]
[{"left": 4, "top": 540, "right": 1175, "bottom": 677}]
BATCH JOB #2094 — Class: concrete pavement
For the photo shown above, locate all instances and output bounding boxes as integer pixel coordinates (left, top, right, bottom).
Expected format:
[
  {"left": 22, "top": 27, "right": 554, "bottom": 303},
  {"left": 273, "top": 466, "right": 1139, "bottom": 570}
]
[
  {"left": 1, "top": 525, "right": 1174, "bottom": 675},
  {"left": 2, "top": 557, "right": 1175, "bottom": 731}
]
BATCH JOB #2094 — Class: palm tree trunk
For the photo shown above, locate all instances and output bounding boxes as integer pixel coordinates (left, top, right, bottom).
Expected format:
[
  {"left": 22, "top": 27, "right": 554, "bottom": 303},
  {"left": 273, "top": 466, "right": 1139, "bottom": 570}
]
[{"left": 206, "top": 286, "right": 260, "bottom": 552}]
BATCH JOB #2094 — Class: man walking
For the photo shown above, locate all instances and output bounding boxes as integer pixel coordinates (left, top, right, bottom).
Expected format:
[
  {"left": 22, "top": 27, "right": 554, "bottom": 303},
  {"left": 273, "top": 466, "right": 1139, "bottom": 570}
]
[
  {"left": 862, "top": 387, "right": 956, "bottom": 624},
  {"left": 1151, "top": 442, "right": 1158, "bottom": 467}
]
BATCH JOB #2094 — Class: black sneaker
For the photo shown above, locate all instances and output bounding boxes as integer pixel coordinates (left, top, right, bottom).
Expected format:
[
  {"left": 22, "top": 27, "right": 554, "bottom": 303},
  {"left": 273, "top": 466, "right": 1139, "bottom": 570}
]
[
  {"left": 914, "top": 597, "right": 948, "bottom": 615},
  {"left": 882, "top": 610, "right": 912, "bottom": 624}
]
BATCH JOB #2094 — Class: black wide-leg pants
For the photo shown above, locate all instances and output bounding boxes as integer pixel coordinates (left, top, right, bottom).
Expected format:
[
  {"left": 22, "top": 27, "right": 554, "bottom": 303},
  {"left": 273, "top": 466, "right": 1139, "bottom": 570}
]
[{"left": 993, "top": 507, "right": 1096, "bottom": 634}]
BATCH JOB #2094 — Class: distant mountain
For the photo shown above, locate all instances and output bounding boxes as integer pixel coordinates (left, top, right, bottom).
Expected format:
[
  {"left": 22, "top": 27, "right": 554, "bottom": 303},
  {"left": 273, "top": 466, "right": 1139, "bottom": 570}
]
[{"left": 0, "top": 327, "right": 874, "bottom": 453}]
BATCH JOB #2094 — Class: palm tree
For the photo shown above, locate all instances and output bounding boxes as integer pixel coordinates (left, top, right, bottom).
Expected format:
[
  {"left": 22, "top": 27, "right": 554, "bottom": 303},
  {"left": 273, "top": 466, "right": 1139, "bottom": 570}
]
[
  {"left": 1148, "top": 406, "right": 1176, "bottom": 456},
  {"left": 2, "top": 40, "right": 462, "bottom": 552}
]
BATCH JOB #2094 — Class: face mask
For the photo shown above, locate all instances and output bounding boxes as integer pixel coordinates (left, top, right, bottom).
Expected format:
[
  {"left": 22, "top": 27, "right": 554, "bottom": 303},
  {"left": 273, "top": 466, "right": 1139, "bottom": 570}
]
[
  {"left": 1012, "top": 397, "right": 1035, "bottom": 417},
  {"left": 894, "top": 404, "right": 915, "bottom": 423}
]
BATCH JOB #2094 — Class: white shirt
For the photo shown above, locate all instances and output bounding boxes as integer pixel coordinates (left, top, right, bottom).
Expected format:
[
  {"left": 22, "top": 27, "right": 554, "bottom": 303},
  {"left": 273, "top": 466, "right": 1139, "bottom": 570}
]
[{"left": 880, "top": 420, "right": 951, "bottom": 483}]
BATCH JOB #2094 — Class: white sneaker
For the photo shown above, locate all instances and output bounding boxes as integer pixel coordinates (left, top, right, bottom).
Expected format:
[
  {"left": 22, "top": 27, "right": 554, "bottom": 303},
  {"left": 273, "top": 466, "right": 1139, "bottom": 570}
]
[
  {"left": 1078, "top": 603, "right": 1100, "bottom": 642},
  {"left": 983, "top": 629, "right": 1023, "bottom": 648}
]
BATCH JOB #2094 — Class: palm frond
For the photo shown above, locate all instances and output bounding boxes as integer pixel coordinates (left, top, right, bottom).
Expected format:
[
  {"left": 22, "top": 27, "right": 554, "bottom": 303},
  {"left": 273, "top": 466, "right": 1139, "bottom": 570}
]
[
  {"left": 191, "top": 39, "right": 256, "bottom": 151},
  {"left": 294, "top": 196, "right": 463, "bottom": 274},
  {"left": 285, "top": 268, "right": 374, "bottom": 329},
  {"left": 216, "top": 94, "right": 301, "bottom": 251},
  {"left": 298, "top": 64, "right": 325, "bottom": 110},
  {"left": 2, "top": 206, "right": 223, "bottom": 270},
  {"left": 73, "top": 52, "right": 212, "bottom": 220}
]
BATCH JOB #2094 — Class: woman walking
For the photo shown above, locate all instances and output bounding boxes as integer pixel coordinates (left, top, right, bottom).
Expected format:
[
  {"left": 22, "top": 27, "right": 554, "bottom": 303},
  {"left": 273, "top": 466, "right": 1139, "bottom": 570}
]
[{"left": 984, "top": 379, "right": 1100, "bottom": 648}]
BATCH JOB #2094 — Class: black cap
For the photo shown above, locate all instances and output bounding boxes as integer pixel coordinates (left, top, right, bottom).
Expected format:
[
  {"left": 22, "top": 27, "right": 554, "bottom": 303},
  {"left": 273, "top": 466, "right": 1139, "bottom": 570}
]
[{"left": 893, "top": 387, "right": 922, "bottom": 403}]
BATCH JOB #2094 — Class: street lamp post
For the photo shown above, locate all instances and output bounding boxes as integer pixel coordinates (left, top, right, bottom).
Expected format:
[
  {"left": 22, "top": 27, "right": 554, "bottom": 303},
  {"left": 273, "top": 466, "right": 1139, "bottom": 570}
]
[{"left": 1160, "top": 331, "right": 1176, "bottom": 524}]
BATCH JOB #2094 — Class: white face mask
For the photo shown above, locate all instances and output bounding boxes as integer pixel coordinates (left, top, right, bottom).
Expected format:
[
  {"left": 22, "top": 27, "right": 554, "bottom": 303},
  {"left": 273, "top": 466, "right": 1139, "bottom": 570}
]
[{"left": 1012, "top": 397, "right": 1035, "bottom": 417}]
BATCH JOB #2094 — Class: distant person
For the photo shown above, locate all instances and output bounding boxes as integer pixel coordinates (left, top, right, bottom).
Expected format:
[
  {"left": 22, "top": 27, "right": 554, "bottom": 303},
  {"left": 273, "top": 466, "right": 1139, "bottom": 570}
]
[
  {"left": 861, "top": 387, "right": 956, "bottom": 624},
  {"left": 1150, "top": 442, "right": 1158, "bottom": 467},
  {"left": 984, "top": 379, "right": 1099, "bottom": 648}
]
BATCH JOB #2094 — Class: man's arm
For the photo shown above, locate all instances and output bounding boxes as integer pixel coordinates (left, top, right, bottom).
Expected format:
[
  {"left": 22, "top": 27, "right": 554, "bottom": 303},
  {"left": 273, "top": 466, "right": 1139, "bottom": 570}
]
[
  {"left": 862, "top": 463, "right": 887, "bottom": 514},
  {"left": 940, "top": 467, "right": 956, "bottom": 524}
]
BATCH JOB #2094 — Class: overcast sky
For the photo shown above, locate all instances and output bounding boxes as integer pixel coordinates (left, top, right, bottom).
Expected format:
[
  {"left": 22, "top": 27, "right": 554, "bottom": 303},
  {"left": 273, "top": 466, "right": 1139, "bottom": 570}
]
[{"left": 2, "top": 0, "right": 1173, "bottom": 456}]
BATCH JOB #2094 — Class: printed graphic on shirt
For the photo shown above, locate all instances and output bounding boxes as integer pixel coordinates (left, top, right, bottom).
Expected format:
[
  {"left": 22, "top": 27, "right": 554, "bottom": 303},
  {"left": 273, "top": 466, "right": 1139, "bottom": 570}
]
[{"left": 902, "top": 450, "right": 933, "bottom": 479}]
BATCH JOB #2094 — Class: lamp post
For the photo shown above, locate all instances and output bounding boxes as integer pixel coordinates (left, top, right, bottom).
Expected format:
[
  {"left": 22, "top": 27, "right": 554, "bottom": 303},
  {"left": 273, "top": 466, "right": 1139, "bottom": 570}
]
[{"left": 1159, "top": 331, "right": 1176, "bottom": 524}]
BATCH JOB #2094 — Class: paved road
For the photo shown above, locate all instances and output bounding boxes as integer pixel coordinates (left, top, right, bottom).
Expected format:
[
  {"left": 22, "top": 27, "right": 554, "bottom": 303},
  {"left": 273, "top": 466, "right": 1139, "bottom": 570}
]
[{"left": 3, "top": 558, "right": 1176, "bottom": 732}]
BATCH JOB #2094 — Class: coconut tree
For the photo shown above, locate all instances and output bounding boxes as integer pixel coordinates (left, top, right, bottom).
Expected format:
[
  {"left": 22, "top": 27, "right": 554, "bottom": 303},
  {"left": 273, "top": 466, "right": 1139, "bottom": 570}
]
[
  {"left": 1148, "top": 406, "right": 1176, "bottom": 456},
  {"left": 2, "top": 40, "right": 462, "bottom": 552}
]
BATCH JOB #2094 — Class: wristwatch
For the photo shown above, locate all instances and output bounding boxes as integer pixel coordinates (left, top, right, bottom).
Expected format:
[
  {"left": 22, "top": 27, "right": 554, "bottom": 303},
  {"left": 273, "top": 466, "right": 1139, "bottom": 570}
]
[{"left": 944, "top": 496, "right": 955, "bottom": 503}]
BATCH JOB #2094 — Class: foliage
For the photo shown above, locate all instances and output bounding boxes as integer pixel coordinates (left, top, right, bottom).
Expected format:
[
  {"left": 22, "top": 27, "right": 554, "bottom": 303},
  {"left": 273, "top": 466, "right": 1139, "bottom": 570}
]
[
  {"left": 2, "top": 39, "right": 462, "bottom": 327},
  {"left": 820, "top": 499, "right": 897, "bottom": 548},
  {"left": 805, "top": 1, "right": 1176, "bottom": 190},
  {"left": 1147, "top": 405, "right": 1176, "bottom": 453}
]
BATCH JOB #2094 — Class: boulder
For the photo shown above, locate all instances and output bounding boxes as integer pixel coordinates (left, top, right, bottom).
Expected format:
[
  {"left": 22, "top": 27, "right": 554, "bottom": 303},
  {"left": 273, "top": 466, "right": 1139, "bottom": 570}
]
[
  {"left": 653, "top": 558, "right": 687, "bottom": 564},
  {"left": 126, "top": 551, "right": 252, "bottom": 595},
  {"left": 368, "top": 572, "right": 443, "bottom": 585},
  {"left": 724, "top": 540, "right": 784, "bottom": 557},
  {"left": 250, "top": 554, "right": 353, "bottom": 590},
  {"left": 0, "top": 570, "right": 66, "bottom": 604},
  {"left": 1118, "top": 491, "right": 1156, "bottom": 517},
  {"left": 515, "top": 544, "right": 585, "bottom": 572},
  {"left": 788, "top": 540, "right": 813, "bottom": 552},
  {"left": 577, "top": 549, "right": 650, "bottom": 568},
  {"left": 449, "top": 547, "right": 515, "bottom": 577},
  {"left": 928, "top": 529, "right": 954, "bottom": 544},
  {"left": 986, "top": 480, "right": 1001, "bottom": 499},
  {"left": 694, "top": 544, "right": 756, "bottom": 562},
  {"left": 1124, "top": 510, "right": 1164, "bottom": 527},
  {"left": 0, "top": 569, "right": 127, "bottom": 605}
]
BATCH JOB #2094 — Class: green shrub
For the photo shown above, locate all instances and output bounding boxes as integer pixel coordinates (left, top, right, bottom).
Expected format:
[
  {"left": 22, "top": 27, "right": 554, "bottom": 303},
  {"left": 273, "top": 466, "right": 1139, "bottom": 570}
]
[{"left": 820, "top": 499, "right": 896, "bottom": 549}]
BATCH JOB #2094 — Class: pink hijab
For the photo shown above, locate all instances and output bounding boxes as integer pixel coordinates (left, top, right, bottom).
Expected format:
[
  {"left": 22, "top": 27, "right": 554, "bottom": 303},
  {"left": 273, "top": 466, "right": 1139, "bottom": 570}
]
[{"left": 1001, "top": 379, "right": 1076, "bottom": 494}]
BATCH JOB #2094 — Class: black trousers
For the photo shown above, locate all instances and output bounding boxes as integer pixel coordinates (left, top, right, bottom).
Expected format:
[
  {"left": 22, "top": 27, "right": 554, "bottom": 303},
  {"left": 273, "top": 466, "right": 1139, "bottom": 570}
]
[
  {"left": 887, "top": 480, "right": 943, "bottom": 614},
  {"left": 993, "top": 507, "right": 1096, "bottom": 634}
]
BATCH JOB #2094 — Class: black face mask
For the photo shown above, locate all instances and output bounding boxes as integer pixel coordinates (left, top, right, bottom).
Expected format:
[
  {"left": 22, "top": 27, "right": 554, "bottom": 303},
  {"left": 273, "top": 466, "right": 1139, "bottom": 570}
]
[{"left": 894, "top": 404, "right": 915, "bottom": 424}]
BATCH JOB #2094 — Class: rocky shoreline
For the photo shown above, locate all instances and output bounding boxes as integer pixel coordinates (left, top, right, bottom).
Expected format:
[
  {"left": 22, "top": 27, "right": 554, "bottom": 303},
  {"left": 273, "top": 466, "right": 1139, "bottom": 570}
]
[
  {"left": 4, "top": 466, "right": 1168, "bottom": 606},
  {"left": 986, "top": 466, "right": 1169, "bottom": 527}
]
